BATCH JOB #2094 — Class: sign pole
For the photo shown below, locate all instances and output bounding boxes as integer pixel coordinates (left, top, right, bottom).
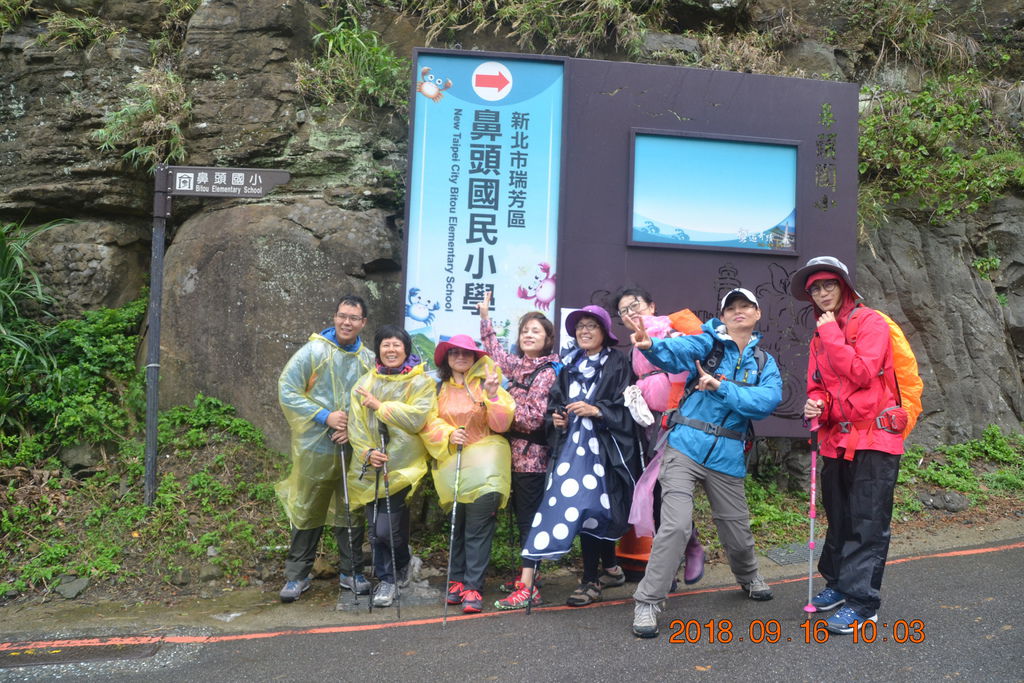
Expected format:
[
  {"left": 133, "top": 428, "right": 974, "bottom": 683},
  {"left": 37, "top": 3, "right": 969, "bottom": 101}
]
[
  {"left": 142, "top": 164, "right": 289, "bottom": 506},
  {"left": 144, "top": 164, "right": 171, "bottom": 506}
]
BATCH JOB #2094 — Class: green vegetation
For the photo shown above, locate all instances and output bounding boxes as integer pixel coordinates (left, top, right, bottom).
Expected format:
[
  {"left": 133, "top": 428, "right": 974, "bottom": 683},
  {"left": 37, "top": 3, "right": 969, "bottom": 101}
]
[
  {"left": 35, "top": 9, "right": 125, "bottom": 50},
  {"left": 295, "top": 17, "right": 410, "bottom": 113},
  {"left": 901, "top": 426, "right": 1024, "bottom": 499},
  {"left": 858, "top": 74, "right": 1024, "bottom": 227},
  {"left": 149, "top": 0, "right": 200, "bottom": 60},
  {"left": 0, "top": 0, "right": 31, "bottom": 34},
  {"left": 972, "top": 256, "right": 1001, "bottom": 281},
  {"left": 406, "top": 0, "right": 664, "bottom": 58},
  {"left": 93, "top": 68, "right": 192, "bottom": 171}
]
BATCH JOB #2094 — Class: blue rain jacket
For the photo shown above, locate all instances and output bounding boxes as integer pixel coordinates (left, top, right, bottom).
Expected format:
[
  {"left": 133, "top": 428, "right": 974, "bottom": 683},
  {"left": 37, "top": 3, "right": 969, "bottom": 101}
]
[{"left": 640, "top": 319, "right": 782, "bottom": 478}]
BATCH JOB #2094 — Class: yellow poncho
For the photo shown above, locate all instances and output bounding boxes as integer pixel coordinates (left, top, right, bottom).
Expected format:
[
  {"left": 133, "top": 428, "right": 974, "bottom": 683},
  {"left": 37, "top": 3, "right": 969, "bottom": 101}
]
[
  {"left": 421, "top": 355, "right": 514, "bottom": 510},
  {"left": 346, "top": 363, "right": 435, "bottom": 507},
  {"left": 275, "top": 333, "right": 374, "bottom": 529}
]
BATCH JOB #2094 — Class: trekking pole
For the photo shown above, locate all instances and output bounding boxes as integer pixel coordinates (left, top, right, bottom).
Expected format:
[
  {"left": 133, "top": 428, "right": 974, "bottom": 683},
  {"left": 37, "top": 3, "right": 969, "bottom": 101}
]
[
  {"left": 378, "top": 422, "right": 400, "bottom": 619},
  {"left": 339, "top": 442, "right": 358, "bottom": 608},
  {"left": 803, "top": 424, "right": 820, "bottom": 614},
  {"left": 443, "top": 434, "right": 465, "bottom": 626},
  {"left": 367, "top": 463, "right": 381, "bottom": 615}
]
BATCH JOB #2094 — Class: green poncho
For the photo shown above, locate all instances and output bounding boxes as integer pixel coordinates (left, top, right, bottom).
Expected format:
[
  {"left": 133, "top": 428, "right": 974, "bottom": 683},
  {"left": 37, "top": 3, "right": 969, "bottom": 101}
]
[{"left": 275, "top": 333, "right": 374, "bottom": 529}]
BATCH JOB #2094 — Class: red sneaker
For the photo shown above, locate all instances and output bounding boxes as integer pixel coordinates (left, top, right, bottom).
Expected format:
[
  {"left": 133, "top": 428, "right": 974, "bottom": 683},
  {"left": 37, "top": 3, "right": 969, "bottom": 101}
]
[
  {"left": 461, "top": 589, "right": 483, "bottom": 613},
  {"left": 446, "top": 580, "right": 465, "bottom": 605},
  {"left": 494, "top": 582, "right": 541, "bottom": 610}
]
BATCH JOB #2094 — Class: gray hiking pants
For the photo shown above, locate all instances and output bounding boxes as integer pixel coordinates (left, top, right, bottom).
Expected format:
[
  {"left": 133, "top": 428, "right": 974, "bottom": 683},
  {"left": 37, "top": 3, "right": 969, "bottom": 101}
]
[{"left": 634, "top": 446, "right": 760, "bottom": 604}]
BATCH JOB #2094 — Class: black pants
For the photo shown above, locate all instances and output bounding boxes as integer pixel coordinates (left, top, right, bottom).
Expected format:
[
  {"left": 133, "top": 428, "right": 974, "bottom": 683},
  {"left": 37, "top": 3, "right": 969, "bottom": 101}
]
[
  {"left": 449, "top": 491, "right": 501, "bottom": 591},
  {"left": 511, "top": 472, "right": 546, "bottom": 550},
  {"left": 369, "top": 486, "right": 411, "bottom": 584},
  {"left": 285, "top": 523, "right": 366, "bottom": 581},
  {"left": 580, "top": 534, "right": 618, "bottom": 583},
  {"left": 818, "top": 449, "right": 901, "bottom": 616}
]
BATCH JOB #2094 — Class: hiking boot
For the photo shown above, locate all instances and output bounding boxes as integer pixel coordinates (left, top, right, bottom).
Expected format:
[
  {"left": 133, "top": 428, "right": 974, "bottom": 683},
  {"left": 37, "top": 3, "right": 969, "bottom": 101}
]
[
  {"left": 279, "top": 577, "right": 311, "bottom": 603},
  {"left": 632, "top": 600, "right": 662, "bottom": 638},
  {"left": 495, "top": 582, "right": 541, "bottom": 610},
  {"left": 741, "top": 574, "right": 774, "bottom": 601},
  {"left": 811, "top": 587, "right": 846, "bottom": 612},
  {"left": 338, "top": 572, "right": 371, "bottom": 596},
  {"left": 598, "top": 565, "right": 626, "bottom": 588},
  {"left": 826, "top": 605, "right": 877, "bottom": 635},
  {"left": 461, "top": 589, "right": 483, "bottom": 614},
  {"left": 566, "top": 581, "right": 602, "bottom": 607},
  {"left": 372, "top": 581, "right": 396, "bottom": 607},
  {"left": 446, "top": 580, "right": 465, "bottom": 605},
  {"left": 683, "top": 528, "right": 705, "bottom": 585}
]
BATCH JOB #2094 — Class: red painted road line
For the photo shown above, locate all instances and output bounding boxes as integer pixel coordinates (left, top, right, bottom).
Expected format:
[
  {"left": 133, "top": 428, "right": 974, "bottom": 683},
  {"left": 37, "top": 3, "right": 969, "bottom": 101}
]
[{"left": 2, "top": 540, "right": 1021, "bottom": 652}]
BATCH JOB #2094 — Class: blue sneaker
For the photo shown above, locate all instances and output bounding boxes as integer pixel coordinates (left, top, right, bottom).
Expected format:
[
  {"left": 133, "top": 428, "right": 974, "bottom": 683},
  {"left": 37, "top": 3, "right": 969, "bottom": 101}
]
[
  {"left": 339, "top": 572, "right": 371, "bottom": 595},
  {"left": 825, "top": 605, "right": 877, "bottom": 634},
  {"left": 279, "top": 577, "right": 311, "bottom": 603},
  {"left": 811, "top": 587, "right": 846, "bottom": 612}
]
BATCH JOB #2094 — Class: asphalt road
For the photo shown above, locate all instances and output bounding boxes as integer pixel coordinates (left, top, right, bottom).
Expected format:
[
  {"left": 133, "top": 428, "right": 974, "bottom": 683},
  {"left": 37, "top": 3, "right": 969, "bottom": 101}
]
[{"left": 2, "top": 540, "right": 1022, "bottom": 682}]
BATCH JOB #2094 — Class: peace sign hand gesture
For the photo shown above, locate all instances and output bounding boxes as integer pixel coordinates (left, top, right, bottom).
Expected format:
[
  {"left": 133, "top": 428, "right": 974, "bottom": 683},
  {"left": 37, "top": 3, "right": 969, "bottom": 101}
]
[
  {"left": 477, "top": 290, "right": 491, "bottom": 321},
  {"left": 483, "top": 364, "right": 500, "bottom": 400},
  {"left": 629, "top": 314, "right": 652, "bottom": 349},
  {"left": 694, "top": 360, "right": 721, "bottom": 392}
]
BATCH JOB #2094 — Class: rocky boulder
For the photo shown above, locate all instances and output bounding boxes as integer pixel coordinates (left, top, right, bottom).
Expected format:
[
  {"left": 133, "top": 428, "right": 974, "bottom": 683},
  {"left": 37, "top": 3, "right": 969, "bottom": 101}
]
[
  {"left": 156, "top": 198, "right": 404, "bottom": 454},
  {"left": 857, "top": 196, "right": 1024, "bottom": 447},
  {"left": 26, "top": 219, "right": 148, "bottom": 315}
]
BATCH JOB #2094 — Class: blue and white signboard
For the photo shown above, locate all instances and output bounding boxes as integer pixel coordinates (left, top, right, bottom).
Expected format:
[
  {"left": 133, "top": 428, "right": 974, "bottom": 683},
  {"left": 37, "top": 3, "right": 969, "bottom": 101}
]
[{"left": 405, "top": 51, "right": 564, "bottom": 367}]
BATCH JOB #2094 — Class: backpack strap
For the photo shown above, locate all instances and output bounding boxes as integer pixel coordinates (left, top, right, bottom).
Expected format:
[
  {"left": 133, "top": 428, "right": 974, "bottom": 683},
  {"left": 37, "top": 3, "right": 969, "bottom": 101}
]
[{"left": 659, "top": 339, "right": 768, "bottom": 442}]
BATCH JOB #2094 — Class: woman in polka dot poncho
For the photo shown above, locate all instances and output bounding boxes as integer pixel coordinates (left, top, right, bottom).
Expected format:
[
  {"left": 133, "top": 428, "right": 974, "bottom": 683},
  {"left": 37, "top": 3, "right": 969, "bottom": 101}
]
[{"left": 520, "top": 304, "right": 641, "bottom": 607}]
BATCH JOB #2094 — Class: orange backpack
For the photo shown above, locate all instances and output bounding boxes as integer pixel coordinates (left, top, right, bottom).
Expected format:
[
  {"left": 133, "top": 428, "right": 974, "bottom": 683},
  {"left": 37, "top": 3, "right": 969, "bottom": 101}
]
[
  {"left": 663, "top": 308, "right": 704, "bottom": 412},
  {"left": 846, "top": 306, "right": 923, "bottom": 438}
]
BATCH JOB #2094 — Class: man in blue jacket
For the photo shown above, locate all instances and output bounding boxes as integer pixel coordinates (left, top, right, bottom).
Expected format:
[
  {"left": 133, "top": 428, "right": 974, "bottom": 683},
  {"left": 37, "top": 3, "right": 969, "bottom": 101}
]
[{"left": 628, "top": 288, "right": 783, "bottom": 638}]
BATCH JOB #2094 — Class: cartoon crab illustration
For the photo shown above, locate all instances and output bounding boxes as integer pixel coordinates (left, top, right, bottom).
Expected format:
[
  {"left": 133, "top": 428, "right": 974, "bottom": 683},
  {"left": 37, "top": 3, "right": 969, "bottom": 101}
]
[
  {"left": 516, "top": 262, "right": 557, "bottom": 311},
  {"left": 405, "top": 287, "right": 440, "bottom": 325},
  {"left": 416, "top": 67, "right": 453, "bottom": 103}
]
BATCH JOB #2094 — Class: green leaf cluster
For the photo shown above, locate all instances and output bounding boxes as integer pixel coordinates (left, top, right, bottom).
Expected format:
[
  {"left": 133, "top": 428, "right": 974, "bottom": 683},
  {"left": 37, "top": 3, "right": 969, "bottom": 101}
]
[
  {"left": 295, "top": 17, "right": 411, "bottom": 113},
  {"left": 858, "top": 74, "right": 1024, "bottom": 225},
  {"left": 406, "top": 0, "right": 665, "bottom": 58},
  {"left": 35, "top": 9, "right": 125, "bottom": 50},
  {"left": 902, "top": 425, "right": 1024, "bottom": 496},
  {"left": 0, "top": 0, "right": 31, "bottom": 34},
  {"left": 92, "top": 68, "right": 192, "bottom": 172}
]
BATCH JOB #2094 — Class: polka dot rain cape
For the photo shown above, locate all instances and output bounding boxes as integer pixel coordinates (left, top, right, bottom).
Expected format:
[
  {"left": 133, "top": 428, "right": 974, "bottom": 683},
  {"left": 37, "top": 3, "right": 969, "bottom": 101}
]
[{"left": 522, "top": 349, "right": 621, "bottom": 560}]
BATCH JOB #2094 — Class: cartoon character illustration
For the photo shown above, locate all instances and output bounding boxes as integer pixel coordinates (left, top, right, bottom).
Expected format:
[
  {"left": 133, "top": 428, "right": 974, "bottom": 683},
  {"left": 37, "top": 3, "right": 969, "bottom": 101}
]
[
  {"left": 416, "top": 67, "right": 452, "bottom": 103},
  {"left": 516, "top": 262, "right": 557, "bottom": 311},
  {"left": 405, "top": 287, "right": 440, "bottom": 326}
]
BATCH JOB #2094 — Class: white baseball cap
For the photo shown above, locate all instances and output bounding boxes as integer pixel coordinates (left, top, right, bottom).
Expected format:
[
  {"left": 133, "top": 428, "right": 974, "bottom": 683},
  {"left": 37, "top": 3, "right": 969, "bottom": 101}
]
[{"left": 720, "top": 287, "right": 759, "bottom": 313}]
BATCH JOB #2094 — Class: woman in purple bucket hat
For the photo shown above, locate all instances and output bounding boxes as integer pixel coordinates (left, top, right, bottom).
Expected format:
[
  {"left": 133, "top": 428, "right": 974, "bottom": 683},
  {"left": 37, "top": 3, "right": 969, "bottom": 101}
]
[{"left": 518, "top": 304, "right": 641, "bottom": 607}]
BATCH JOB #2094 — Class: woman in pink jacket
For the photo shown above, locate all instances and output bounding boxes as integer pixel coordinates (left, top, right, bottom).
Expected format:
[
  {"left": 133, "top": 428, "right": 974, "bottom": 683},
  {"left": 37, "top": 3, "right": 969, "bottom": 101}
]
[
  {"left": 615, "top": 287, "right": 704, "bottom": 586},
  {"left": 792, "top": 256, "right": 906, "bottom": 636},
  {"left": 477, "top": 292, "right": 560, "bottom": 610}
]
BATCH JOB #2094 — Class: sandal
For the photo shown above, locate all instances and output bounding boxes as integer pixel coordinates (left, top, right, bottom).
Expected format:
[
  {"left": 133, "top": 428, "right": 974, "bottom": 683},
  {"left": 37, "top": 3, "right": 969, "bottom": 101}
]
[
  {"left": 598, "top": 565, "right": 626, "bottom": 588},
  {"left": 566, "top": 581, "right": 602, "bottom": 607}
]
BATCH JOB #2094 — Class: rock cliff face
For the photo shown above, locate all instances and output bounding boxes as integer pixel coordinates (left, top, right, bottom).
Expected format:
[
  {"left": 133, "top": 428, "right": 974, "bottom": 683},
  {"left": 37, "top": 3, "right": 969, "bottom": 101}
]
[{"left": 1, "top": 0, "right": 1021, "bottom": 452}]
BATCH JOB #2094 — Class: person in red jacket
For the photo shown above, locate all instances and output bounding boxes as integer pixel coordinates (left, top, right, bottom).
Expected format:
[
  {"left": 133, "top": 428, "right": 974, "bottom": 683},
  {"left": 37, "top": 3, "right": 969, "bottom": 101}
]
[{"left": 791, "top": 256, "right": 907, "bottom": 636}]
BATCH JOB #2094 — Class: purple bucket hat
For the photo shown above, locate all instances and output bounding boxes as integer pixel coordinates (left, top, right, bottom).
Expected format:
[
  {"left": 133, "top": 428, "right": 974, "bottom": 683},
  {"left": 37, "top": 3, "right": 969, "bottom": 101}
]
[{"left": 565, "top": 305, "right": 618, "bottom": 344}]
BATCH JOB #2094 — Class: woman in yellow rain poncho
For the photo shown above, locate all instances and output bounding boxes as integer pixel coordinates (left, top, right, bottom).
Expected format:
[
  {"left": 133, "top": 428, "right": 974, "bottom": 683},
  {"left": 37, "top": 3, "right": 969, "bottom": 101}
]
[
  {"left": 421, "top": 334, "right": 514, "bottom": 614},
  {"left": 346, "top": 325, "right": 435, "bottom": 608}
]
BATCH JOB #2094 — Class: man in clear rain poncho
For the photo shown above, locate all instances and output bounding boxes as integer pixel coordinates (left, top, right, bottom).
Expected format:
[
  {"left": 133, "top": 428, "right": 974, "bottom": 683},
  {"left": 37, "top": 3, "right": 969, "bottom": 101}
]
[{"left": 275, "top": 295, "right": 375, "bottom": 603}]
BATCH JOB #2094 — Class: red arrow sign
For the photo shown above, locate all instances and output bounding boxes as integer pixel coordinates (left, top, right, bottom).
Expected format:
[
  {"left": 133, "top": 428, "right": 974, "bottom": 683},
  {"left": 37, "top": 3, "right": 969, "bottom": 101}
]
[{"left": 474, "top": 71, "right": 510, "bottom": 92}]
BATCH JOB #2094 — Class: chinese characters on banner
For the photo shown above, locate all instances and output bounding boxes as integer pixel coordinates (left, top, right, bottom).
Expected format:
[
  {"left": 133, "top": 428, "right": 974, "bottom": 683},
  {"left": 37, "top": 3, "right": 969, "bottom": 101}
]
[
  {"left": 813, "top": 102, "right": 838, "bottom": 212},
  {"left": 405, "top": 55, "right": 564, "bottom": 367}
]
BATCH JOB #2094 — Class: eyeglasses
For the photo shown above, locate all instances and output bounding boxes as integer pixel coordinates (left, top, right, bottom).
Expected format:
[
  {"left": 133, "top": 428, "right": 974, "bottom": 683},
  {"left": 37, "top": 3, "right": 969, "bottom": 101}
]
[
  {"left": 334, "top": 314, "right": 365, "bottom": 323},
  {"left": 806, "top": 280, "right": 840, "bottom": 296},
  {"left": 617, "top": 298, "right": 649, "bottom": 318},
  {"left": 575, "top": 321, "right": 600, "bottom": 332}
]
